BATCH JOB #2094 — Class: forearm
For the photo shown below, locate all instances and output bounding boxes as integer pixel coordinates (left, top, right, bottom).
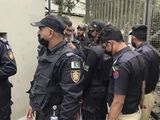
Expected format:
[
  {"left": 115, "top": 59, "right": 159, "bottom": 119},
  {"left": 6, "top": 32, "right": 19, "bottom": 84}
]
[
  {"left": 140, "top": 80, "right": 145, "bottom": 108},
  {"left": 108, "top": 100, "right": 124, "bottom": 120}
]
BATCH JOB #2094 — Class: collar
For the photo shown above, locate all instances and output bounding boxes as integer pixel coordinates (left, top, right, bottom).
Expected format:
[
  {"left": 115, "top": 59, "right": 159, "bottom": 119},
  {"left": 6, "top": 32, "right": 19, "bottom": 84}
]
[
  {"left": 136, "top": 42, "right": 147, "bottom": 49},
  {"left": 113, "top": 47, "right": 131, "bottom": 61},
  {"left": 48, "top": 41, "right": 66, "bottom": 54}
]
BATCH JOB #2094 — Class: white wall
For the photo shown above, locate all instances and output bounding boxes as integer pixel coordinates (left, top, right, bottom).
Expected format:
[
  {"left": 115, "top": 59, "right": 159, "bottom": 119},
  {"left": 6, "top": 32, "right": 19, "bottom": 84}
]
[{"left": 0, "top": 0, "right": 45, "bottom": 119}]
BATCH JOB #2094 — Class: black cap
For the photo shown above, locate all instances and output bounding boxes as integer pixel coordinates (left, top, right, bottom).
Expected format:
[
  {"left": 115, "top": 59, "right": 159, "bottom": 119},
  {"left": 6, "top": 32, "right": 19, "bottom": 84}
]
[
  {"left": 130, "top": 24, "right": 147, "bottom": 41},
  {"left": 31, "top": 15, "right": 65, "bottom": 34},
  {"left": 99, "top": 24, "right": 124, "bottom": 43},
  {"left": 77, "top": 24, "right": 88, "bottom": 31},
  {"left": 89, "top": 20, "right": 106, "bottom": 33}
]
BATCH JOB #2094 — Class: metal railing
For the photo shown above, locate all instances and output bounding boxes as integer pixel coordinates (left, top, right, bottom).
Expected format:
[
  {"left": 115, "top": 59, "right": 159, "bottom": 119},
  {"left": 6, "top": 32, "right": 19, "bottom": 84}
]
[{"left": 86, "top": 0, "right": 160, "bottom": 52}]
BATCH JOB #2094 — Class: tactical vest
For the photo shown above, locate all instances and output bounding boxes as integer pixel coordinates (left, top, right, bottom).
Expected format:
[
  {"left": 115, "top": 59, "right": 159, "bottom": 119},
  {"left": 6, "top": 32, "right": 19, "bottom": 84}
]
[
  {"left": 82, "top": 46, "right": 109, "bottom": 113},
  {"left": 30, "top": 46, "right": 74, "bottom": 112}
]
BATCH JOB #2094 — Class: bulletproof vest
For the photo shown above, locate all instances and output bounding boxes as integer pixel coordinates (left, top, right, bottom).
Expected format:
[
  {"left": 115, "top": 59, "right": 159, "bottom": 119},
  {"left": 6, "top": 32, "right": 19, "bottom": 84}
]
[
  {"left": 89, "top": 46, "right": 110, "bottom": 86},
  {"left": 91, "top": 46, "right": 112, "bottom": 85},
  {"left": 30, "top": 46, "right": 74, "bottom": 112},
  {"left": 82, "top": 46, "right": 109, "bottom": 112}
]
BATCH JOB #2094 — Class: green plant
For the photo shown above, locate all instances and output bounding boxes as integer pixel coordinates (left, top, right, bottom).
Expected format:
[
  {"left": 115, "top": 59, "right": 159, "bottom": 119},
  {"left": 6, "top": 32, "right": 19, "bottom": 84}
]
[{"left": 55, "top": 0, "right": 79, "bottom": 15}]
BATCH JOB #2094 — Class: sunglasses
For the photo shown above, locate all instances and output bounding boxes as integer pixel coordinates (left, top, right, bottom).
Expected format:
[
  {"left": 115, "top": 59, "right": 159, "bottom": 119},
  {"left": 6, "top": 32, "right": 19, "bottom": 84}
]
[{"left": 89, "top": 29, "right": 96, "bottom": 32}]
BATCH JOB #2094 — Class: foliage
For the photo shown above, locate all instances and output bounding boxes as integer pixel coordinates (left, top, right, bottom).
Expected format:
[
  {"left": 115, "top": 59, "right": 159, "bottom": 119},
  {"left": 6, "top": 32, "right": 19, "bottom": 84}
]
[{"left": 54, "top": 0, "right": 79, "bottom": 15}]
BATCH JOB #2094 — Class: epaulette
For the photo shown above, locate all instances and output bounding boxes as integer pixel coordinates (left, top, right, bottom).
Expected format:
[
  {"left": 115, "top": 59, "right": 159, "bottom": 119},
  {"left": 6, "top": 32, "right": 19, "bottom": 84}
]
[{"left": 0, "top": 37, "right": 8, "bottom": 44}]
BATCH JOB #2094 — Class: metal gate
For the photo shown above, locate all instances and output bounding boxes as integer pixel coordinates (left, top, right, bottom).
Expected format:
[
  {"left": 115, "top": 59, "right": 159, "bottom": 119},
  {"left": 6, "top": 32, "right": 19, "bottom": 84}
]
[
  {"left": 86, "top": 0, "right": 160, "bottom": 52},
  {"left": 147, "top": 0, "right": 160, "bottom": 52}
]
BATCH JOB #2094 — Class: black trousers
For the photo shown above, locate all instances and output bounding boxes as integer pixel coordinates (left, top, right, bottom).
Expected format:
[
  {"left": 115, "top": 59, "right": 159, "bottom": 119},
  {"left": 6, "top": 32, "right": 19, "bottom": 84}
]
[
  {"left": 82, "top": 109, "right": 106, "bottom": 120},
  {"left": 36, "top": 108, "right": 53, "bottom": 120},
  {"left": 0, "top": 104, "right": 11, "bottom": 120}
]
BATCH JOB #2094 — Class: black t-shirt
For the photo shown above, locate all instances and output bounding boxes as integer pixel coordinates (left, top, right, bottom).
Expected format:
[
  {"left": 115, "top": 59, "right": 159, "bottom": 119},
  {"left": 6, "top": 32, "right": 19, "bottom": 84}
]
[
  {"left": 135, "top": 42, "right": 160, "bottom": 93},
  {"left": 108, "top": 47, "right": 146, "bottom": 113}
]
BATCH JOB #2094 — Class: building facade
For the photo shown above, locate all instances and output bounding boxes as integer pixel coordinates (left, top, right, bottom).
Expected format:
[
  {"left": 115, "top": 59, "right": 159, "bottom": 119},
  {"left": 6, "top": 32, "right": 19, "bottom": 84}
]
[{"left": 0, "top": 0, "right": 45, "bottom": 119}]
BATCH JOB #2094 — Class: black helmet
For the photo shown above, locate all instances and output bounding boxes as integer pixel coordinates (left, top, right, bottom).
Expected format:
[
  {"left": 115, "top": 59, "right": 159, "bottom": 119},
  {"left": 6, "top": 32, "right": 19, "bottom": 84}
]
[{"left": 89, "top": 20, "right": 106, "bottom": 33}]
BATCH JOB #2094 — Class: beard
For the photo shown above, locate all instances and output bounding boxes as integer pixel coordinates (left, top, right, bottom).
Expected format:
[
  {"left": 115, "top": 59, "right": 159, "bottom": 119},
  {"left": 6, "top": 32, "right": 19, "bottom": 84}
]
[
  {"left": 131, "top": 41, "right": 136, "bottom": 48},
  {"left": 38, "top": 34, "right": 49, "bottom": 47},
  {"left": 87, "top": 32, "right": 93, "bottom": 38},
  {"left": 104, "top": 50, "right": 112, "bottom": 56}
]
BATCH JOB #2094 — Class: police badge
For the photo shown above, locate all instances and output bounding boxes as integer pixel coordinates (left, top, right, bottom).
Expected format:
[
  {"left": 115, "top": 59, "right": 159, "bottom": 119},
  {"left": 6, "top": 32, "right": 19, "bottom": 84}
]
[
  {"left": 8, "top": 51, "right": 14, "bottom": 60},
  {"left": 71, "top": 70, "right": 81, "bottom": 83}
]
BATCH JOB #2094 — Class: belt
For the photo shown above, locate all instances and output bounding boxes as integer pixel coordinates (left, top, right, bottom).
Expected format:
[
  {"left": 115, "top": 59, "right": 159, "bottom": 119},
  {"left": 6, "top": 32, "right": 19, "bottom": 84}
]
[
  {"left": 145, "top": 89, "right": 154, "bottom": 94},
  {"left": 122, "top": 108, "right": 139, "bottom": 114}
]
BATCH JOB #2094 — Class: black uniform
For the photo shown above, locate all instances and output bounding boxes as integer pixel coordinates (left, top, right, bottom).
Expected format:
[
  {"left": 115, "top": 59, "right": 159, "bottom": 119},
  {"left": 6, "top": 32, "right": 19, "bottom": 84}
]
[
  {"left": 28, "top": 41, "right": 84, "bottom": 120},
  {"left": 76, "top": 36, "right": 90, "bottom": 49},
  {"left": 135, "top": 42, "right": 159, "bottom": 94},
  {"left": 108, "top": 47, "right": 146, "bottom": 114},
  {"left": 82, "top": 45, "right": 112, "bottom": 120},
  {"left": 0, "top": 37, "right": 17, "bottom": 120}
]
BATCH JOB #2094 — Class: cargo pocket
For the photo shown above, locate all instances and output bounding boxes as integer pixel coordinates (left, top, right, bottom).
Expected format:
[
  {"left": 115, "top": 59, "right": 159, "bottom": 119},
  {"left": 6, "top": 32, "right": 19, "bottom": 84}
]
[
  {"left": 30, "top": 74, "right": 51, "bottom": 111},
  {"left": 32, "top": 74, "right": 50, "bottom": 94}
]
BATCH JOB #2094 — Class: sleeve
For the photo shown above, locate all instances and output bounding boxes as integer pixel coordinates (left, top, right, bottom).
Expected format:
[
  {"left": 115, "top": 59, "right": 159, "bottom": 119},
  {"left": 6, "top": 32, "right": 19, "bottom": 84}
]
[
  {"left": 59, "top": 55, "right": 84, "bottom": 120},
  {"left": 0, "top": 42, "right": 17, "bottom": 80},
  {"left": 113, "top": 63, "right": 130, "bottom": 95}
]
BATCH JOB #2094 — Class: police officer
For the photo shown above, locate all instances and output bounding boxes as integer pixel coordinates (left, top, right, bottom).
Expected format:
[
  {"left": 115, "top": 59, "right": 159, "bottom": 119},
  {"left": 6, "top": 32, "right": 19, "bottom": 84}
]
[
  {"left": 82, "top": 21, "right": 111, "bottom": 120},
  {"left": 57, "top": 16, "right": 87, "bottom": 60},
  {"left": 130, "top": 24, "right": 160, "bottom": 120},
  {"left": 58, "top": 16, "right": 80, "bottom": 49},
  {"left": 76, "top": 24, "right": 90, "bottom": 48},
  {"left": 0, "top": 37, "right": 17, "bottom": 120},
  {"left": 87, "top": 20, "right": 106, "bottom": 47},
  {"left": 82, "top": 44, "right": 112, "bottom": 120},
  {"left": 99, "top": 25, "right": 146, "bottom": 120},
  {"left": 26, "top": 15, "right": 84, "bottom": 120}
]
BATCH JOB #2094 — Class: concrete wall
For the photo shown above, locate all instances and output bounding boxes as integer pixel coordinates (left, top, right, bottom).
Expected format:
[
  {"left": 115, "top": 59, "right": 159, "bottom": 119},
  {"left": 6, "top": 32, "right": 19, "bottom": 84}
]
[
  {"left": 0, "top": 1, "right": 84, "bottom": 119},
  {"left": 0, "top": 0, "right": 45, "bottom": 119}
]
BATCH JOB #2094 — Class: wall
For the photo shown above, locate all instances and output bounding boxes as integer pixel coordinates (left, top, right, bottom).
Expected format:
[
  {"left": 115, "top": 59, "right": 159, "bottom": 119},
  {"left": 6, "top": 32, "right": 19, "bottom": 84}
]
[{"left": 0, "top": 0, "right": 45, "bottom": 119}]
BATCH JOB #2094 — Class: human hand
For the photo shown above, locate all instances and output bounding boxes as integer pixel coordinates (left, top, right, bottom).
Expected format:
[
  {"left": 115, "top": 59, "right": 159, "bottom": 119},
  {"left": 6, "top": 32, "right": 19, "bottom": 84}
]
[{"left": 25, "top": 105, "right": 34, "bottom": 120}]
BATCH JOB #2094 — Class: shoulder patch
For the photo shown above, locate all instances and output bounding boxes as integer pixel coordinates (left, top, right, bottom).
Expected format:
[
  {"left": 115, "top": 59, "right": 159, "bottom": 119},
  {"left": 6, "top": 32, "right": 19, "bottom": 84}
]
[
  {"left": 112, "top": 65, "right": 119, "bottom": 80},
  {"left": 8, "top": 51, "right": 14, "bottom": 60},
  {"left": 71, "top": 61, "right": 80, "bottom": 69},
  {"left": 113, "top": 70, "right": 119, "bottom": 80},
  {"left": 71, "top": 70, "right": 81, "bottom": 83}
]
